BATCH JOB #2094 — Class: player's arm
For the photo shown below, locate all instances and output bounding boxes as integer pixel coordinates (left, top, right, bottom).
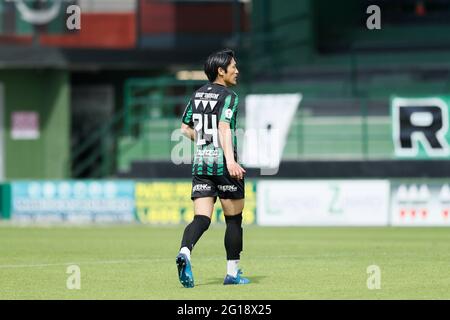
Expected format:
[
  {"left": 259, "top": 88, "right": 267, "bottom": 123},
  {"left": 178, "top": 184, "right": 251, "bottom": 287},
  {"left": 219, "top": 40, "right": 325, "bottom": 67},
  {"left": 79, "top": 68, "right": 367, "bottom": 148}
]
[
  {"left": 218, "top": 94, "right": 245, "bottom": 180},
  {"left": 180, "top": 101, "right": 195, "bottom": 142},
  {"left": 218, "top": 122, "right": 245, "bottom": 180},
  {"left": 181, "top": 123, "right": 195, "bottom": 142}
]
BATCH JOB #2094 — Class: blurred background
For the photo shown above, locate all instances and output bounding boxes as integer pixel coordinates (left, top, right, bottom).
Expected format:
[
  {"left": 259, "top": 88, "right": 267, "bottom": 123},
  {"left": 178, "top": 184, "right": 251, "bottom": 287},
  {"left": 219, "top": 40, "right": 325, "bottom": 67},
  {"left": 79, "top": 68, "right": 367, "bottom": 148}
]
[{"left": 0, "top": 0, "right": 449, "bottom": 226}]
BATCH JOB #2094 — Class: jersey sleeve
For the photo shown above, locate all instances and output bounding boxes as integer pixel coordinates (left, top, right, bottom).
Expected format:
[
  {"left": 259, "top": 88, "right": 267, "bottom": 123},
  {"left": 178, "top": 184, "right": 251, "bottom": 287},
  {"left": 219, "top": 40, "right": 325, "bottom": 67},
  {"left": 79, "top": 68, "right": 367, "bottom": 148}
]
[
  {"left": 219, "top": 93, "right": 238, "bottom": 124},
  {"left": 181, "top": 100, "right": 194, "bottom": 127}
]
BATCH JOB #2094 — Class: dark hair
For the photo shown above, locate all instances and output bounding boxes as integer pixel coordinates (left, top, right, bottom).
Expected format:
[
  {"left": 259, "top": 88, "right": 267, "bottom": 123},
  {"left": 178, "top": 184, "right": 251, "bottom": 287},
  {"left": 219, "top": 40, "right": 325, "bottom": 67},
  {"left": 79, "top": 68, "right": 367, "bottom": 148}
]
[{"left": 204, "top": 49, "right": 235, "bottom": 82}]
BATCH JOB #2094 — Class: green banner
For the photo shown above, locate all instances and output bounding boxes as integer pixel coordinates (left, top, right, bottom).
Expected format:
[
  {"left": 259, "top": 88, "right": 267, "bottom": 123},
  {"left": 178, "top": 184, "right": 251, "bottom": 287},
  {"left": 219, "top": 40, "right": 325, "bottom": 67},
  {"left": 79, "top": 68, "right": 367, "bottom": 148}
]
[{"left": 0, "top": 184, "right": 11, "bottom": 220}]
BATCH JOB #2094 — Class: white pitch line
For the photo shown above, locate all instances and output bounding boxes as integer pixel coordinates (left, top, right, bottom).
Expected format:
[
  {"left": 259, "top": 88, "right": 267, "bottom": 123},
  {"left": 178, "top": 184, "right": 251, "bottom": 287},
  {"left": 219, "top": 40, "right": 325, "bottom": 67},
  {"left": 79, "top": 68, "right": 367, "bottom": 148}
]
[{"left": 0, "top": 255, "right": 306, "bottom": 269}]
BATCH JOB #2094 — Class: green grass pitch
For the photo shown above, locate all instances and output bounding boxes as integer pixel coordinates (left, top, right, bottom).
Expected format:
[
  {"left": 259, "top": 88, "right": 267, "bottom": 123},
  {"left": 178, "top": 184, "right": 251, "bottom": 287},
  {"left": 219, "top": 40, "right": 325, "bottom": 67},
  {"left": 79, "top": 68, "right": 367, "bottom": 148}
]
[{"left": 0, "top": 225, "right": 449, "bottom": 299}]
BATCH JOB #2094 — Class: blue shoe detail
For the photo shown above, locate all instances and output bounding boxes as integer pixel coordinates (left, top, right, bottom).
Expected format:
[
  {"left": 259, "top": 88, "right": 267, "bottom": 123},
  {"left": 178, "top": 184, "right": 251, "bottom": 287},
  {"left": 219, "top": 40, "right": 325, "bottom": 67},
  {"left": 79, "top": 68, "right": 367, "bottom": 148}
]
[
  {"left": 176, "top": 253, "right": 194, "bottom": 288},
  {"left": 223, "top": 269, "right": 250, "bottom": 285}
]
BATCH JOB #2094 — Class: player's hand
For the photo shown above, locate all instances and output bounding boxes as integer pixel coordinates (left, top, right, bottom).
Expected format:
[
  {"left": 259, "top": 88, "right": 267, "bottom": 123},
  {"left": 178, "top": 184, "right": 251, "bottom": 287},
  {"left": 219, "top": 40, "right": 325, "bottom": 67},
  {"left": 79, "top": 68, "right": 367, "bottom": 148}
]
[{"left": 227, "top": 161, "right": 246, "bottom": 180}]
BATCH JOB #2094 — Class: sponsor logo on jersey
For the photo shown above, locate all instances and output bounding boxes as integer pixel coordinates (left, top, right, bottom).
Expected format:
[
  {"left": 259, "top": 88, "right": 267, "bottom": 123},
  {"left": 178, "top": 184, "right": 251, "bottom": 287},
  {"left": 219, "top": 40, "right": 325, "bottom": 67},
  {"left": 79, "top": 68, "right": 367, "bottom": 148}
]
[
  {"left": 193, "top": 184, "right": 212, "bottom": 192},
  {"left": 195, "top": 92, "right": 220, "bottom": 100},
  {"left": 194, "top": 99, "right": 218, "bottom": 111},
  {"left": 196, "top": 149, "right": 220, "bottom": 157},
  {"left": 218, "top": 185, "right": 238, "bottom": 192}
]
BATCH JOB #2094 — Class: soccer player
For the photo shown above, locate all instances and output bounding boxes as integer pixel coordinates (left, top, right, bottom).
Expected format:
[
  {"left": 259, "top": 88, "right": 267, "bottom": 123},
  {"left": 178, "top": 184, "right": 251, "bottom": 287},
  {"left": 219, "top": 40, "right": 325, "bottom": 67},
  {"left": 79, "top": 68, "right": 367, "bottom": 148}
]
[{"left": 175, "top": 49, "right": 250, "bottom": 288}]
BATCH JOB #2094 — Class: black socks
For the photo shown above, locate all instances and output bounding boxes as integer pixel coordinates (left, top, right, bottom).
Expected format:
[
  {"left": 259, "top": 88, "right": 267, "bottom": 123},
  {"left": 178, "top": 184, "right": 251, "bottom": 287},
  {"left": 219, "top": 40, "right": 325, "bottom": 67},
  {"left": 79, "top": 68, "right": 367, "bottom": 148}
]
[
  {"left": 224, "top": 213, "right": 243, "bottom": 260},
  {"left": 180, "top": 213, "right": 243, "bottom": 260},
  {"left": 180, "top": 215, "right": 211, "bottom": 251}
]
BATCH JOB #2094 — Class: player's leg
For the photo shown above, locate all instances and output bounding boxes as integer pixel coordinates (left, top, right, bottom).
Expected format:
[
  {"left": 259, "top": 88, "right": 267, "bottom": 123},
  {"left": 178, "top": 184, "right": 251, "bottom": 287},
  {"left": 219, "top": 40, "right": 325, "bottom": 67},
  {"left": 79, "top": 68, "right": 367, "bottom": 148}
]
[
  {"left": 221, "top": 199, "right": 247, "bottom": 282},
  {"left": 179, "top": 197, "right": 214, "bottom": 256},
  {"left": 218, "top": 176, "right": 250, "bottom": 285},
  {"left": 176, "top": 175, "right": 216, "bottom": 288}
]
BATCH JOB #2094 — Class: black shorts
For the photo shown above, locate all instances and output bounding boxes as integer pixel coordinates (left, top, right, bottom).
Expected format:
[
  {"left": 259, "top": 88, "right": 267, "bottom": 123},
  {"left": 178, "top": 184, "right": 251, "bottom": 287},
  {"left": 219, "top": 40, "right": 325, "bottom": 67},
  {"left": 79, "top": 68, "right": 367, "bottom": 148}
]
[{"left": 191, "top": 172, "right": 245, "bottom": 201}]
